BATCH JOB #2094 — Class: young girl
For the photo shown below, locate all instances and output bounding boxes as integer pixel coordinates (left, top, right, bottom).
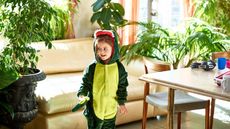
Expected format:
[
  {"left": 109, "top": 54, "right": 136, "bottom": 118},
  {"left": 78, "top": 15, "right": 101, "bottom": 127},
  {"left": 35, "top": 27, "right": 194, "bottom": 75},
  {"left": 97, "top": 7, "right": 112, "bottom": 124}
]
[{"left": 76, "top": 30, "right": 128, "bottom": 129}]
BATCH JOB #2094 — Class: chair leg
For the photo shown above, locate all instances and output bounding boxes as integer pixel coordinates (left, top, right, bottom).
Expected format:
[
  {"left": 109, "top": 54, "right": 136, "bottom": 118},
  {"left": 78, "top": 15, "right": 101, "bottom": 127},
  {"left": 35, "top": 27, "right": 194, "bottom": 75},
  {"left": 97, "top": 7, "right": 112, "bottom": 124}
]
[
  {"left": 205, "top": 100, "right": 210, "bottom": 129},
  {"left": 209, "top": 98, "right": 215, "bottom": 129},
  {"left": 142, "top": 101, "right": 148, "bottom": 129},
  {"left": 177, "top": 112, "right": 181, "bottom": 129}
]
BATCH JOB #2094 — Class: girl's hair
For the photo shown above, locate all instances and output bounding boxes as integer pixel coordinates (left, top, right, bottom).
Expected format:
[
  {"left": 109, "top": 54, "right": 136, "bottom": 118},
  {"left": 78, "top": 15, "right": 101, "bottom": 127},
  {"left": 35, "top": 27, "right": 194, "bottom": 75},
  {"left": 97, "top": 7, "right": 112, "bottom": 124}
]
[{"left": 95, "top": 35, "right": 114, "bottom": 46}]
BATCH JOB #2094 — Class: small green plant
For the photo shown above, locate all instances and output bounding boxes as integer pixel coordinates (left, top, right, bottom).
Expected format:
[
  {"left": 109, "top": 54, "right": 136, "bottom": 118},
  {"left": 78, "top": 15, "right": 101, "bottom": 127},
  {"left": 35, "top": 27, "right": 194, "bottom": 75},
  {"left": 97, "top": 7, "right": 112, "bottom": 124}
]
[
  {"left": 50, "top": 7, "right": 70, "bottom": 40},
  {"left": 50, "top": 0, "right": 80, "bottom": 40}
]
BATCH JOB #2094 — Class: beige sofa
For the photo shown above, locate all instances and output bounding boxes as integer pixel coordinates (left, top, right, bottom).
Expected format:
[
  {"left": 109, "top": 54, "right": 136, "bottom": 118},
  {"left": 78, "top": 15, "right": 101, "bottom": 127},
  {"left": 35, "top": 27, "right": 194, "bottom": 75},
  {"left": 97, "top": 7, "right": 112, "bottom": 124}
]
[{"left": 25, "top": 38, "right": 166, "bottom": 129}]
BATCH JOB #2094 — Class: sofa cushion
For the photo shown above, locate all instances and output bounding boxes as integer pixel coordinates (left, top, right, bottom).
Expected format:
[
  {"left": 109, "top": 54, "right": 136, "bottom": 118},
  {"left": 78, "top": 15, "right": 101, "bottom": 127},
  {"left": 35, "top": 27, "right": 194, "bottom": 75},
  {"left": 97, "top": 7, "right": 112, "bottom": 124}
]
[
  {"left": 35, "top": 61, "right": 146, "bottom": 115},
  {"left": 35, "top": 72, "right": 83, "bottom": 114},
  {"left": 123, "top": 59, "right": 145, "bottom": 77},
  {"left": 124, "top": 60, "right": 146, "bottom": 101},
  {"left": 26, "top": 100, "right": 157, "bottom": 129},
  {"left": 34, "top": 40, "right": 147, "bottom": 114},
  {"left": 34, "top": 38, "right": 94, "bottom": 74},
  {"left": 127, "top": 75, "right": 145, "bottom": 101},
  {"left": 36, "top": 72, "right": 146, "bottom": 115}
]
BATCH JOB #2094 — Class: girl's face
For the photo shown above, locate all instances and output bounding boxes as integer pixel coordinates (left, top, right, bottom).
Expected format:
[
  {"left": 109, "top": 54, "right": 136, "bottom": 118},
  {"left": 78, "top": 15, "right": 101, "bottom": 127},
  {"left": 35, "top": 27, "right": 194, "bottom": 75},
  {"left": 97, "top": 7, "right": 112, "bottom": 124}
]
[{"left": 96, "top": 41, "right": 112, "bottom": 61}]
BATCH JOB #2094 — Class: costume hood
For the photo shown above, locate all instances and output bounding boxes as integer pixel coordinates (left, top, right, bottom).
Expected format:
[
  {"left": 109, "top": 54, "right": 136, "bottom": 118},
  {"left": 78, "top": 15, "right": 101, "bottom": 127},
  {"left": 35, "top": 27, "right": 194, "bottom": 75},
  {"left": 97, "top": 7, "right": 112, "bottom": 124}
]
[{"left": 93, "top": 30, "right": 120, "bottom": 64}]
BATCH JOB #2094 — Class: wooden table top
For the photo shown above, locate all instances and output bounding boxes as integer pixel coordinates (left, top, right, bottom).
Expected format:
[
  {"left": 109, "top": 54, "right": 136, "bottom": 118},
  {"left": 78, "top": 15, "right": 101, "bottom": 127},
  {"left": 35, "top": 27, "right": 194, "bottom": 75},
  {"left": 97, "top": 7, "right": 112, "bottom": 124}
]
[{"left": 139, "top": 68, "right": 230, "bottom": 101}]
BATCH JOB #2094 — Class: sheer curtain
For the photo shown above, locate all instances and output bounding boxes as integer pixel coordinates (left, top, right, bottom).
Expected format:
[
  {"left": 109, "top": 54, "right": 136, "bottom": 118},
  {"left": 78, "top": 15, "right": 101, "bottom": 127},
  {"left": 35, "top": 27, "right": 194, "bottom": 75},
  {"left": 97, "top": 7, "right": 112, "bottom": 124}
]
[
  {"left": 183, "top": 0, "right": 195, "bottom": 17},
  {"left": 66, "top": 0, "right": 79, "bottom": 39},
  {"left": 118, "top": 0, "right": 139, "bottom": 45}
]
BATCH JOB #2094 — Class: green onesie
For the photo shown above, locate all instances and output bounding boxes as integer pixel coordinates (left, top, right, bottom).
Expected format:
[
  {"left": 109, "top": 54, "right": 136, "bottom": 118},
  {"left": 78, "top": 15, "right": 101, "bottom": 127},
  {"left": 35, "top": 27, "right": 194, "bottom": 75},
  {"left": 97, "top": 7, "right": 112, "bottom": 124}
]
[{"left": 77, "top": 31, "right": 128, "bottom": 129}]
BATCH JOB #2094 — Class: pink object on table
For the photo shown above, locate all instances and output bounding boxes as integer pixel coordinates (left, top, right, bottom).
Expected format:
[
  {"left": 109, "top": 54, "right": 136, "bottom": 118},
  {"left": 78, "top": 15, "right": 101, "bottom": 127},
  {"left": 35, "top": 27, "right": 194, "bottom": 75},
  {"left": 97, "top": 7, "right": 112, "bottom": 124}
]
[{"left": 227, "top": 60, "right": 230, "bottom": 68}]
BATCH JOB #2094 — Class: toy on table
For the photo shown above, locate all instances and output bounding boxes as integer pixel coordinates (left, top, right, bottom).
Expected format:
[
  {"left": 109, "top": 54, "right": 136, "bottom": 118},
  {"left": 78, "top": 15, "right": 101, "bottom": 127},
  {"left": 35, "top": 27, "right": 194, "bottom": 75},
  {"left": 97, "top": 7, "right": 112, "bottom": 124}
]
[{"left": 214, "top": 70, "right": 230, "bottom": 86}]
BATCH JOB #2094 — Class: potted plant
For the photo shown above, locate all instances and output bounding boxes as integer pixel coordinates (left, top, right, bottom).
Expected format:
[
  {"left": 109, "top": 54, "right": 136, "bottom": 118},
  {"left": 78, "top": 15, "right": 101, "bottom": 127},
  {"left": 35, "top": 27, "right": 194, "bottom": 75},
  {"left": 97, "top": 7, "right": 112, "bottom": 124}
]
[
  {"left": 0, "top": 0, "right": 57, "bottom": 128},
  {"left": 120, "top": 21, "right": 187, "bottom": 69},
  {"left": 182, "top": 18, "right": 229, "bottom": 67},
  {"left": 120, "top": 19, "right": 229, "bottom": 69},
  {"left": 193, "top": 0, "right": 230, "bottom": 36}
]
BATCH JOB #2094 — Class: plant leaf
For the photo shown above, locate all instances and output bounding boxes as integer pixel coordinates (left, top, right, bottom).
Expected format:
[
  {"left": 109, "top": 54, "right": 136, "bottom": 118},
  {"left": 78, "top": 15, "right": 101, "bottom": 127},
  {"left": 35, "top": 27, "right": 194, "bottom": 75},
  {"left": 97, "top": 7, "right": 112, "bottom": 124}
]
[
  {"left": 111, "top": 2, "right": 125, "bottom": 16},
  {"left": 92, "top": 0, "right": 106, "bottom": 12},
  {"left": 112, "top": 11, "right": 124, "bottom": 24},
  {"left": 0, "top": 101, "right": 14, "bottom": 118},
  {"left": 0, "top": 69, "right": 19, "bottom": 90},
  {"left": 101, "top": 8, "right": 111, "bottom": 29},
  {"left": 90, "top": 12, "right": 101, "bottom": 23}
]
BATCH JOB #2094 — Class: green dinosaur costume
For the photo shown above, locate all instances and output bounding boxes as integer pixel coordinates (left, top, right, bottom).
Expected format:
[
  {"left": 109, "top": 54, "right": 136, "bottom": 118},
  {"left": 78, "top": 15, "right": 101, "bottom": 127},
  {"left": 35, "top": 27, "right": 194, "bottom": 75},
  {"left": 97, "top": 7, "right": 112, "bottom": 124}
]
[{"left": 77, "top": 30, "right": 128, "bottom": 129}]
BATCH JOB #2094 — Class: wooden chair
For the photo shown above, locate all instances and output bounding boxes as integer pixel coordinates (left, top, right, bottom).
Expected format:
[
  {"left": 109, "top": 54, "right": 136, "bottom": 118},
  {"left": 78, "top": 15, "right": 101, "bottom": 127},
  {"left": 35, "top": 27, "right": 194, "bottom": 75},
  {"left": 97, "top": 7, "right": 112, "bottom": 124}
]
[
  {"left": 209, "top": 51, "right": 230, "bottom": 129},
  {"left": 142, "top": 62, "right": 210, "bottom": 129},
  {"left": 211, "top": 51, "right": 230, "bottom": 61}
]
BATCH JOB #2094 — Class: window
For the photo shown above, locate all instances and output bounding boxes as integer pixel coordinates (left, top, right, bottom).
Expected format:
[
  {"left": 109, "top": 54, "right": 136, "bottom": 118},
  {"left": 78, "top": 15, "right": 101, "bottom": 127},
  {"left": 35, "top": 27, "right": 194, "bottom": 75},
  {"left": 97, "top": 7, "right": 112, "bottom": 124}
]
[{"left": 139, "top": 0, "right": 184, "bottom": 30}]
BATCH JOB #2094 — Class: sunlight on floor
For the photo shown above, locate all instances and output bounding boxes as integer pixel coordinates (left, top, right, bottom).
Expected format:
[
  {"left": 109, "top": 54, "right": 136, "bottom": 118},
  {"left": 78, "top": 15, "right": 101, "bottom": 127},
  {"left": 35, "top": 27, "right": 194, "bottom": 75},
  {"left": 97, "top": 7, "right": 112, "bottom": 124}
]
[{"left": 191, "top": 99, "right": 230, "bottom": 124}]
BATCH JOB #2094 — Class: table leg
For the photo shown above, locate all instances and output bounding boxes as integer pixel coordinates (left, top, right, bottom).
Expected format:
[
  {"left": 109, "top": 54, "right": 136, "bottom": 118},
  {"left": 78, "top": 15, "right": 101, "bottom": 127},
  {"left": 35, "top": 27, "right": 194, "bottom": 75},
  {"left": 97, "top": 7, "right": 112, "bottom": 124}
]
[
  {"left": 167, "top": 88, "right": 175, "bottom": 129},
  {"left": 142, "top": 82, "right": 150, "bottom": 129},
  {"left": 210, "top": 98, "right": 215, "bottom": 129}
]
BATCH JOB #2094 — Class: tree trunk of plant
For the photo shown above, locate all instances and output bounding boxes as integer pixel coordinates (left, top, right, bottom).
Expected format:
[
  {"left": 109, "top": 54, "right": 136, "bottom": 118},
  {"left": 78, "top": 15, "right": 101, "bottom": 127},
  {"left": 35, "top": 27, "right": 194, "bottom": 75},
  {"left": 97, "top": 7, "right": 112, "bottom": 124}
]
[{"left": 0, "top": 69, "right": 46, "bottom": 129}]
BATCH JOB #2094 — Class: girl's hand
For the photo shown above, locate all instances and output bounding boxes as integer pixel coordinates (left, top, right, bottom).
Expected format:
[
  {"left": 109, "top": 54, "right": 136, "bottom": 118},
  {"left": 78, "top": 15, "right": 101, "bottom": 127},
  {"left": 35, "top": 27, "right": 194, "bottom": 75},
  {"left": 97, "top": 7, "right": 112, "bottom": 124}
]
[
  {"left": 78, "top": 95, "right": 89, "bottom": 103},
  {"left": 119, "top": 105, "right": 128, "bottom": 114},
  {"left": 78, "top": 95, "right": 86, "bottom": 101}
]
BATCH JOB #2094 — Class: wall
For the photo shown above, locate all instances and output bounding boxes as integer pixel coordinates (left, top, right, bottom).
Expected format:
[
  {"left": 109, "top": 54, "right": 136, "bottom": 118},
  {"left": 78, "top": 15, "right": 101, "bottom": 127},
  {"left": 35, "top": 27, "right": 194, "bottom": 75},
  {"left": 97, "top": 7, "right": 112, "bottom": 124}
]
[{"left": 73, "top": 0, "right": 99, "bottom": 38}]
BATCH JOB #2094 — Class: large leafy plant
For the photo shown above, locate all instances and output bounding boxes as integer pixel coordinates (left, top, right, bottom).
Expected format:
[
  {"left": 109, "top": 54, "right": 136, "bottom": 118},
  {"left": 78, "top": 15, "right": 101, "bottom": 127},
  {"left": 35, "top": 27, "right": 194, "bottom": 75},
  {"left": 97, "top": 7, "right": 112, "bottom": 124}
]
[
  {"left": 182, "top": 19, "right": 229, "bottom": 66},
  {"left": 120, "top": 21, "right": 187, "bottom": 69},
  {"left": 194, "top": 0, "right": 230, "bottom": 36},
  {"left": 120, "top": 19, "right": 229, "bottom": 69},
  {"left": 120, "top": 22, "right": 173, "bottom": 63},
  {"left": 0, "top": 0, "right": 57, "bottom": 88}
]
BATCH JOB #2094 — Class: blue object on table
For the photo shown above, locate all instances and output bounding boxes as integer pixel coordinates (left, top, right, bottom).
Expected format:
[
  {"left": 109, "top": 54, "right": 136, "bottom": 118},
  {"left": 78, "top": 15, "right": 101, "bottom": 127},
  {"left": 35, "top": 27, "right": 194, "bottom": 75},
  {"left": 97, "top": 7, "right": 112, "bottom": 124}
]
[{"left": 218, "top": 57, "right": 226, "bottom": 70}]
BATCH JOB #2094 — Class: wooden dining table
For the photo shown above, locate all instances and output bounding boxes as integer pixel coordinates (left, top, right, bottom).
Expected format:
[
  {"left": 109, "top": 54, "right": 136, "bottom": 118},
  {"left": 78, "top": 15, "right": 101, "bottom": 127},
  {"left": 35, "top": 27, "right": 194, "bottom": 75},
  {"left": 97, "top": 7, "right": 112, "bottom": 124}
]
[{"left": 139, "top": 67, "right": 230, "bottom": 129}]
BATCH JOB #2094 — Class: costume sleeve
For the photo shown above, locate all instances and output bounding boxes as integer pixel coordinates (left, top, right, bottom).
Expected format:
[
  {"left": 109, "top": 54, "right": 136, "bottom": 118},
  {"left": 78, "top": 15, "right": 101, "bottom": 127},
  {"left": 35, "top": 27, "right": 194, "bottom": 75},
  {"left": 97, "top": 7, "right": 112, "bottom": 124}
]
[
  {"left": 77, "top": 63, "right": 95, "bottom": 97},
  {"left": 116, "top": 61, "right": 129, "bottom": 105}
]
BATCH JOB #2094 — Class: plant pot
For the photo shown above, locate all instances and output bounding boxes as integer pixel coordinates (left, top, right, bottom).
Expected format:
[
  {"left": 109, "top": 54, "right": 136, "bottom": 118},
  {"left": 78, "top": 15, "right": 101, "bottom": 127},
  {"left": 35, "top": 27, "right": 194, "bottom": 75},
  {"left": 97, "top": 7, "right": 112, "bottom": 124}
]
[{"left": 0, "top": 69, "right": 46, "bottom": 129}]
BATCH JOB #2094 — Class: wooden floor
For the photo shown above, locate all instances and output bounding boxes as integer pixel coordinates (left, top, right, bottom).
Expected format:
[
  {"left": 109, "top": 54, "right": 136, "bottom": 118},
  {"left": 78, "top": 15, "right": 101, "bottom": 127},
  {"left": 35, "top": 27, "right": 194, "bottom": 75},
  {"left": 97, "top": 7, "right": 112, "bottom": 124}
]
[
  {"left": 116, "top": 100, "right": 230, "bottom": 129},
  {"left": 116, "top": 112, "right": 229, "bottom": 129},
  {"left": 0, "top": 101, "right": 229, "bottom": 129}
]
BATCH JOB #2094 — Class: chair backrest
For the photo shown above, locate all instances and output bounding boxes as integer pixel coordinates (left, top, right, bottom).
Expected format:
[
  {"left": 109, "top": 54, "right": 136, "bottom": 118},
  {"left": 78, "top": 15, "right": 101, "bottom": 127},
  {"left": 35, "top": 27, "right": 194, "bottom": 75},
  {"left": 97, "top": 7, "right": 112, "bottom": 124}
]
[
  {"left": 143, "top": 57, "right": 171, "bottom": 92},
  {"left": 211, "top": 51, "right": 230, "bottom": 61},
  {"left": 144, "top": 63, "right": 171, "bottom": 74},
  {"left": 143, "top": 57, "right": 171, "bottom": 74}
]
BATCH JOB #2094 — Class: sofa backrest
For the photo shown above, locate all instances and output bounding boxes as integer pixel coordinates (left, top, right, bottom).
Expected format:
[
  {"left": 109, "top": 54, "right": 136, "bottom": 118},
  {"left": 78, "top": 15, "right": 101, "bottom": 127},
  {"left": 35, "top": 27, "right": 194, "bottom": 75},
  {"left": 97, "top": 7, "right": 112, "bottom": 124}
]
[
  {"left": 122, "top": 59, "right": 145, "bottom": 77},
  {"left": 34, "top": 38, "right": 94, "bottom": 74}
]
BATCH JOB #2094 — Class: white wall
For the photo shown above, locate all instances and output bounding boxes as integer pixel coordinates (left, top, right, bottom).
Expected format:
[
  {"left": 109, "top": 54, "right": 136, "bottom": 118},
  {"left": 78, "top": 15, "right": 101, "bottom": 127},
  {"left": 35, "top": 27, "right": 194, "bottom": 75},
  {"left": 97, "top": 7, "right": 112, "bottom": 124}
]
[{"left": 73, "top": 0, "right": 99, "bottom": 38}]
